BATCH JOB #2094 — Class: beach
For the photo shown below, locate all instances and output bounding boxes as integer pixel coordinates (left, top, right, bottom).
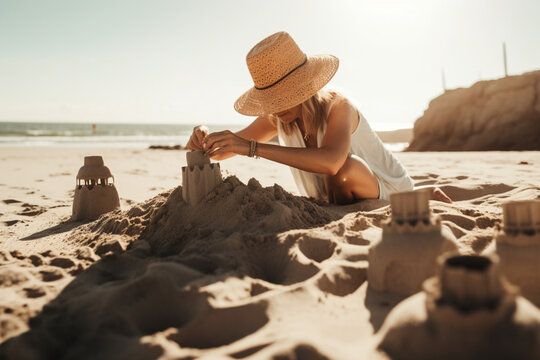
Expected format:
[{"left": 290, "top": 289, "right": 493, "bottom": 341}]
[{"left": 1, "top": 147, "right": 539, "bottom": 358}]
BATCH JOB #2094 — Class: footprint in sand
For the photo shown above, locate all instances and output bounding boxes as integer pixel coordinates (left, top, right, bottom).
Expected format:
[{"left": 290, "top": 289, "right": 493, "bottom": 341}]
[
  {"left": 49, "top": 257, "right": 76, "bottom": 269},
  {"left": 23, "top": 287, "right": 46, "bottom": 298},
  {"left": 244, "top": 242, "right": 320, "bottom": 285},
  {"left": 28, "top": 254, "right": 44, "bottom": 266},
  {"left": 475, "top": 216, "right": 499, "bottom": 229},
  {"left": 3, "top": 220, "right": 20, "bottom": 226},
  {"left": 298, "top": 236, "right": 337, "bottom": 263},
  {"left": 347, "top": 216, "right": 371, "bottom": 232},
  {"left": 2, "top": 199, "right": 22, "bottom": 205},
  {"left": 458, "top": 208, "right": 483, "bottom": 217},
  {"left": 40, "top": 250, "right": 57, "bottom": 258},
  {"left": 17, "top": 204, "right": 46, "bottom": 216},
  {"left": 316, "top": 265, "right": 367, "bottom": 297},
  {"left": 470, "top": 235, "right": 493, "bottom": 253},
  {"left": 38, "top": 268, "right": 64, "bottom": 282},
  {"left": 10, "top": 250, "right": 25, "bottom": 260}
]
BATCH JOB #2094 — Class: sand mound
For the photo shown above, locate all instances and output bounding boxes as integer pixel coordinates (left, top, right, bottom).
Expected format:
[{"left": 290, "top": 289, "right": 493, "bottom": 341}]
[
  {"left": 1, "top": 177, "right": 376, "bottom": 358},
  {"left": 68, "top": 176, "right": 339, "bottom": 255},
  {"left": 142, "top": 176, "right": 339, "bottom": 255},
  {"left": 2, "top": 163, "right": 538, "bottom": 359}
]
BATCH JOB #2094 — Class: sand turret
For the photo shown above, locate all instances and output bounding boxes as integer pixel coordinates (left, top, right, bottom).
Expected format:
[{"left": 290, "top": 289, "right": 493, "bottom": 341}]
[
  {"left": 181, "top": 150, "right": 222, "bottom": 205},
  {"left": 368, "top": 189, "right": 459, "bottom": 296},
  {"left": 72, "top": 156, "right": 120, "bottom": 221},
  {"left": 486, "top": 200, "right": 540, "bottom": 306},
  {"left": 377, "top": 253, "right": 540, "bottom": 360}
]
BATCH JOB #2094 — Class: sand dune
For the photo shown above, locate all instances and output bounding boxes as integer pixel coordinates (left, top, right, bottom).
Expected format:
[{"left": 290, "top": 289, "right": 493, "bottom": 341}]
[{"left": 0, "top": 148, "right": 539, "bottom": 359}]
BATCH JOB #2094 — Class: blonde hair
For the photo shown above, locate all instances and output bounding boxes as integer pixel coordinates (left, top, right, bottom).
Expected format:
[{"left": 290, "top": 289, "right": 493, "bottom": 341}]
[{"left": 271, "top": 89, "right": 339, "bottom": 136}]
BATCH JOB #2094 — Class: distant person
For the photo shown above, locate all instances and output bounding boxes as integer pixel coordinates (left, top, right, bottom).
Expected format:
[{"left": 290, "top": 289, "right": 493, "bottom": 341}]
[
  {"left": 92, "top": 124, "right": 97, "bottom": 133},
  {"left": 187, "top": 31, "right": 451, "bottom": 204}
]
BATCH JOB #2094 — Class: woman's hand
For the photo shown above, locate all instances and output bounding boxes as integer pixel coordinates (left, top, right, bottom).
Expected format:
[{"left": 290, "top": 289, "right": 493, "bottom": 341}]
[
  {"left": 203, "top": 130, "right": 250, "bottom": 157},
  {"left": 186, "top": 125, "right": 209, "bottom": 151}
]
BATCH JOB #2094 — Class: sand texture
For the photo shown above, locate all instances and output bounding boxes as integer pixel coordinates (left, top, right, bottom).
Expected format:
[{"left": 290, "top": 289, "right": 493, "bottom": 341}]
[{"left": 0, "top": 147, "right": 539, "bottom": 359}]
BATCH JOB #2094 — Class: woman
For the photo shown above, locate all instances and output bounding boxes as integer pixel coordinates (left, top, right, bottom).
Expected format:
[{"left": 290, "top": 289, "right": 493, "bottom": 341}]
[{"left": 187, "top": 31, "right": 451, "bottom": 205}]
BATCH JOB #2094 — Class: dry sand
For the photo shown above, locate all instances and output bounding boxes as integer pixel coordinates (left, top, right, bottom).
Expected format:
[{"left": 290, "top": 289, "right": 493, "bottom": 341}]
[{"left": 0, "top": 147, "right": 539, "bottom": 359}]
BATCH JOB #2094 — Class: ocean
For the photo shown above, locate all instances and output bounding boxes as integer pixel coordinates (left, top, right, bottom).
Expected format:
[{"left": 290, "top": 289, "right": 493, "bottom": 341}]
[
  {"left": 0, "top": 122, "right": 243, "bottom": 148},
  {"left": 0, "top": 121, "right": 408, "bottom": 151}
]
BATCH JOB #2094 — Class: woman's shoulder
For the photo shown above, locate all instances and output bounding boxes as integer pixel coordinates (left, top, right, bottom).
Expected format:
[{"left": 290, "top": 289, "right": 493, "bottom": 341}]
[
  {"left": 323, "top": 91, "right": 359, "bottom": 132},
  {"left": 326, "top": 91, "right": 357, "bottom": 117}
]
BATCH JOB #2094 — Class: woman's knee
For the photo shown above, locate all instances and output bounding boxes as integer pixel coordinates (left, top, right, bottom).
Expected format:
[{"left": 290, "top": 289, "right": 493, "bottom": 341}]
[
  {"left": 325, "top": 155, "right": 379, "bottom": 199},
  {"left": 326, "top": 155, "right": 370, "bottom": 184},
  {"left": 325, "top": 158, "right": 353, "bottom": 186}
]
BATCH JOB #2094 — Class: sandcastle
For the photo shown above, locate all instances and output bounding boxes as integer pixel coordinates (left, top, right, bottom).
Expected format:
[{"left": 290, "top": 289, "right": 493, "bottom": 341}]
[
  {"left": 485, "top": 199, "right": 540, "bottom": 307},
  {"left": 181, "top": 150, "right": 222, "bottom": 205},
  {"left": 72, "top": 156, "right": 120, "bottom": 221},
  {"left": 368, "top": 189, "right": 459, "bottom": 296},
  {"left": 377, "top": 253, "right": 540, "bottom": 360}
]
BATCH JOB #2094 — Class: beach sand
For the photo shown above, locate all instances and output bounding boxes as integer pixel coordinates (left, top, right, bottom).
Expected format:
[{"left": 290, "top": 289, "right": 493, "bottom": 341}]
[{"left": 0, "top": 147, "right": 539, "bottom": 359}]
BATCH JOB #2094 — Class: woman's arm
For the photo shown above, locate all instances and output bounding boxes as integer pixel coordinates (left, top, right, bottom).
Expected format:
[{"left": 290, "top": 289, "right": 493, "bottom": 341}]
[
  {"left": 207, "top": 116, "right": 277, "bottom": 161},
  {"left": 205, "top": 99, "right": 356, "bottom": 175},
  {"left": 186, "top": 116, "right": 277, "bottom": 160}
]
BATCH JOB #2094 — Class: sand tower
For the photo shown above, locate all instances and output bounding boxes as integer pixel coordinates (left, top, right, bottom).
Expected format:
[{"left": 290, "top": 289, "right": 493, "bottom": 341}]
[
  {"left": 72, "top": 156, "right": 120, "bottom": 221},
  {"left": 486, "top": 200, "right": 540, "bottom": 306},
  {"left": 181, "top": 150, "right": 222, "bottom": 205},
  {"left": 368, "top": 189, "right": 458, "bottom": 296},
  {"left": 377, "top": 253, "right": 540, "bottom": 360}
]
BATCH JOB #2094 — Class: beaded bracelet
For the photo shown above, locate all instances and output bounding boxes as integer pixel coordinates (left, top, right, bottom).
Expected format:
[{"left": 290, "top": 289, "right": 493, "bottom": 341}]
[
  {"left": 248, "top": 139, "right": 259, "bottom": 158},
  {"left": 248, "top": 139, "right": 255, "bottom": 157},
  {"left": 254, "top": 140, "right": 259, "bottom": 159}
]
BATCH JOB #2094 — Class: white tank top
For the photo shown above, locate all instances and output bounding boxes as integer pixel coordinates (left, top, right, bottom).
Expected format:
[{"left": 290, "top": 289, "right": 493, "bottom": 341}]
[{"left": 276, "top": 106, "right": 413, "bottom": 201}]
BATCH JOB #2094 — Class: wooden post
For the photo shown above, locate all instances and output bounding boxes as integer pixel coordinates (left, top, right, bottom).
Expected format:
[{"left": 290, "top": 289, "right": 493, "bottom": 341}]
[
  {"left": 503, "top": 42, "right": 508, "bottom": 77},
  {"left": 441, "top": 68, "right": 447, "bottom": 92}
]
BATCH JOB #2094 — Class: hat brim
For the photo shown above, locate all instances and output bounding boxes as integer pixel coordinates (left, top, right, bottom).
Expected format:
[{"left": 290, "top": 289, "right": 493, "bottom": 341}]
[{"left": 234, "top": 54, "right": 339, "bottom": 116}]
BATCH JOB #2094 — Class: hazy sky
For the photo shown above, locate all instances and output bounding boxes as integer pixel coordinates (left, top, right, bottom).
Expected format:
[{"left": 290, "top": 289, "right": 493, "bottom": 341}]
[{"left": 1, "top": 0, "right": 539, "bottom": 130}]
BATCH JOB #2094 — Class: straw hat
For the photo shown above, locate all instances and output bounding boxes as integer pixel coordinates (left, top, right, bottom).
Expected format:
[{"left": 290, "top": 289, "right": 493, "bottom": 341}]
[{"left": 234, "top": 31, "right": 339, "bottom": 116}]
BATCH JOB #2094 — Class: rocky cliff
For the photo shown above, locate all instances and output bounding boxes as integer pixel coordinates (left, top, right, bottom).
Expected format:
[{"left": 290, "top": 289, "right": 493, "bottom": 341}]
[{"left": 407, "top": 70, "right": 540, "bottom": 151}]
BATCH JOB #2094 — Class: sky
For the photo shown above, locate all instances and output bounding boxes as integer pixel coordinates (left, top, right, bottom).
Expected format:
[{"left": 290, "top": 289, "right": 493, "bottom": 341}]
[{"left": 0, "top": 0, "right": 539, "bottom": 131}]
